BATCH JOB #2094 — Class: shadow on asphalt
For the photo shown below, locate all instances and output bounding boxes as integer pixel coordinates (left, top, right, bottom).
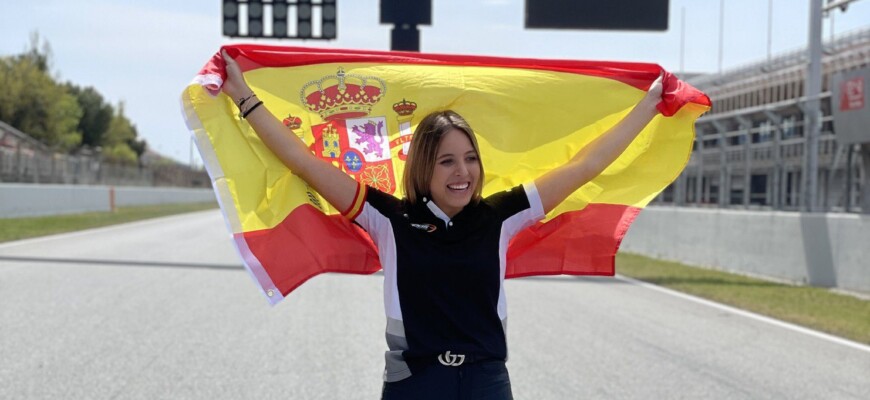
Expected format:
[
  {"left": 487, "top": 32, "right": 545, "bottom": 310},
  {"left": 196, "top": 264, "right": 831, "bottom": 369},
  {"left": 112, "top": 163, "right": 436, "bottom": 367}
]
[{"left": 0, "top": 255, "right": 243, "bottom": 270}]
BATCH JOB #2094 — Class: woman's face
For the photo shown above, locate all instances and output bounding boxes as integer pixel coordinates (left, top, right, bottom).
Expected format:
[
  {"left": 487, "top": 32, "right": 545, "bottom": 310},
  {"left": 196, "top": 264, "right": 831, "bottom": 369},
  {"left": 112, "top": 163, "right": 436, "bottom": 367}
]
[{"left": 429, "top": 129, "right": 480, "bottom": 218}]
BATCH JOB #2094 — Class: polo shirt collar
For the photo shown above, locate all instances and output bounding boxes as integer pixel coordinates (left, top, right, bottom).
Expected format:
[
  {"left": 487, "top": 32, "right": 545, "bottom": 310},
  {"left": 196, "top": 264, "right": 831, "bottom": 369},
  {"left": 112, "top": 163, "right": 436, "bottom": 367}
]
[{"left": 423, "top": 197, "right": 452, "bottom": 225}]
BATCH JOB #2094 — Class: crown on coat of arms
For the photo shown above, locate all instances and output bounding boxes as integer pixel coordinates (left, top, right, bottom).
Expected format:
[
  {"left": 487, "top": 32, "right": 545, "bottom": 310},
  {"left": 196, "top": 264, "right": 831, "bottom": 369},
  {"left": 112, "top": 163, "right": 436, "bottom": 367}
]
[
  {"left": 300, "top": 67, "right": 387, "bottom": 121},
  {"left": 283, "top": 114, "right": 302, "bottom": 130},
  {"left": 392, "top": 98, "right": 417, "bottom": 116}
]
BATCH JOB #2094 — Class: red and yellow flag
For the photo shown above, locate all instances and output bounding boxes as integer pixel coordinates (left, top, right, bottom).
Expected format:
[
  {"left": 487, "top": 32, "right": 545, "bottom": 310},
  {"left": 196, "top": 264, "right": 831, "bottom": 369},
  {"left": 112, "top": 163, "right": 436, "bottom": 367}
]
[{"left": 181, "top": 45, "right": 710, "bottom": 306}]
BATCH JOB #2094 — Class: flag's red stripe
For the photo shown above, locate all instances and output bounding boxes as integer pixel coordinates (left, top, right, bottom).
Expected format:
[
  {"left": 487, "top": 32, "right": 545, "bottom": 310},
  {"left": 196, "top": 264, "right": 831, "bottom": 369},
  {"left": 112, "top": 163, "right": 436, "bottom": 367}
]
[
  {"left": 202, "top": 45, "right": 711, "bottom": 111},
  {"left": 505, "top": 203, "right": 641, "bottom": 278},
  {"left": 242, "top": 204, "right": 380, "bottom": 297},
  {"left": 242, "top": 202, "right": 640, "bottom": 297}
]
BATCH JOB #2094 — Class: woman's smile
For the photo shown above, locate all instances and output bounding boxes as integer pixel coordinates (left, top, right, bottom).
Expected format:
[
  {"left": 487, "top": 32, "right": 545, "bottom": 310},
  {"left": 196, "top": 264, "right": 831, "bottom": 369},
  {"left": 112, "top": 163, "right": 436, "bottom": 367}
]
[{"left": 429, "top": 129, "right": 480, "bottom": 218}]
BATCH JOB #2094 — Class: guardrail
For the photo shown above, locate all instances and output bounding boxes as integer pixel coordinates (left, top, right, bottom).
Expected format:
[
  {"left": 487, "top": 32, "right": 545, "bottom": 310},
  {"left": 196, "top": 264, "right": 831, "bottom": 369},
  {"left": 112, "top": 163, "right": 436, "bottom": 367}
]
[{"left": 621, "top": 206, "right": 870, "bottom": 295}]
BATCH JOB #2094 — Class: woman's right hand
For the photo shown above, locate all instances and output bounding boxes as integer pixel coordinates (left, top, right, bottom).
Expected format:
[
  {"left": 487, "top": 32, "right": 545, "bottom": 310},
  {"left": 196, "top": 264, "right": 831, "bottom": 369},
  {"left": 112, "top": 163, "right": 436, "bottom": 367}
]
[
  {"left": 217, "top": 48, "right": 359, "bottom": 214},
  {"left": 221, "top": 49, "right": 253, "bottom": 102}
]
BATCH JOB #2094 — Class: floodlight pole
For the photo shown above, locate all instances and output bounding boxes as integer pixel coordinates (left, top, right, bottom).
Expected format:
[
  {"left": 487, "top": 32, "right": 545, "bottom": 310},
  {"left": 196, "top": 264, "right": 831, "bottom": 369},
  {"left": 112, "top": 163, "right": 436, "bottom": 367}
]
[
  {"left": 862, "top": 144, "right": 870, "bottom": 213},
  {"left": 802, "top": 0, "right": 823, "bottom": 212},
  {"left": 805, "top": 0, "right": 866, "bottom": 212},
  {"left": 717, "top": 0, "right": 724, "bottom": 74},
  {"left": 767, "top": 0, "right": 773, "bottom": 62}
]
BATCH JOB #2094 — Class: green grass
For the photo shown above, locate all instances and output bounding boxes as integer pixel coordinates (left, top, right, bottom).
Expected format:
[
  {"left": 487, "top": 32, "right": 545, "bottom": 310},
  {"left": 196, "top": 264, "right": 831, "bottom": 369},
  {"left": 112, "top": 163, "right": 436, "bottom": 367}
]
[
  {"left": 617, "top": 252, "right": 870, "bottom": 345},
  {"left": 0, "top": 202, "right": 218, "bottom": 243}
]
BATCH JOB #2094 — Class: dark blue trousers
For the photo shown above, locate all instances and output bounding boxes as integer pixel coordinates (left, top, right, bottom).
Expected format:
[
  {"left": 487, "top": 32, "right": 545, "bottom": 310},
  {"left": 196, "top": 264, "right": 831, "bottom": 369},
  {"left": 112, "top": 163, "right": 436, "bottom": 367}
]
[{"left": 381, "top": 360, "right": 513, "bottom": 400}]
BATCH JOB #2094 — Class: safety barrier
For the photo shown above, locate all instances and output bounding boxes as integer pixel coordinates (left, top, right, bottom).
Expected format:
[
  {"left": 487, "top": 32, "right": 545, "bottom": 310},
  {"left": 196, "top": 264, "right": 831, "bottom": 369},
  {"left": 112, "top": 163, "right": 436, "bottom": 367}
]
[{"left": 621, "top": 206, "right": 870, "bottom": 295}]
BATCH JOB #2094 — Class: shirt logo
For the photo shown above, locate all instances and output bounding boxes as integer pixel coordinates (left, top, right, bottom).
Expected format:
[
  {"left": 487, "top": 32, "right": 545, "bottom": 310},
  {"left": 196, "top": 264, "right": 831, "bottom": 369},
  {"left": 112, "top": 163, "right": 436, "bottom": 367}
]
[
  {"left": 410, "top": 223, "right": 437, "bottom": 233},
  {"left": 437, "top": 351, "right": 465, "bottom": 367}
]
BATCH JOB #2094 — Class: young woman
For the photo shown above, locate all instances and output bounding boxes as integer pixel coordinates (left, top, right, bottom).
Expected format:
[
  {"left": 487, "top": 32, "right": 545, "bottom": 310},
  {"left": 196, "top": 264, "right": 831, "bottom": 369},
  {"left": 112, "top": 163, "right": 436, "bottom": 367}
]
[{"left": 221, "top": 50, "right": 663, "bottom": 399}]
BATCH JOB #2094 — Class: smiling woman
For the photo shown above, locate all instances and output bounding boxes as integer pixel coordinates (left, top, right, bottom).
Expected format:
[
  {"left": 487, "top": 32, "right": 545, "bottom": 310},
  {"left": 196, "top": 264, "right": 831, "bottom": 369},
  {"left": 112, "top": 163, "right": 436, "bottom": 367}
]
[
  {"left": 402, "top": 110, "right": 484, "bottom": 217},
  {"left": 428, "top": 129, "right": 480, "bottom": 217},
  {"left": 212, "top": 45, "right": 680, "bottom": 399}
]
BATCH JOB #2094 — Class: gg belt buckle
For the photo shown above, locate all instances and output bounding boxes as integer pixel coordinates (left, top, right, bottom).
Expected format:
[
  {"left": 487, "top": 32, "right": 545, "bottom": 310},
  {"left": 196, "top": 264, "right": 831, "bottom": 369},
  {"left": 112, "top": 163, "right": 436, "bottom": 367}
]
[{"left": 437, "top": 350, "right": 465, "bottom": 366}]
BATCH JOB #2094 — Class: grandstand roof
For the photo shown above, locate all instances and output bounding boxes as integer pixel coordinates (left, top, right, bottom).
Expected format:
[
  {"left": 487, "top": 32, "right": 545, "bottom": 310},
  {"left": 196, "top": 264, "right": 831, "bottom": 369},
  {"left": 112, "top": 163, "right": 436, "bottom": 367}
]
[{"left": 688, "top": 27, "right": 870, "bottom": 88}]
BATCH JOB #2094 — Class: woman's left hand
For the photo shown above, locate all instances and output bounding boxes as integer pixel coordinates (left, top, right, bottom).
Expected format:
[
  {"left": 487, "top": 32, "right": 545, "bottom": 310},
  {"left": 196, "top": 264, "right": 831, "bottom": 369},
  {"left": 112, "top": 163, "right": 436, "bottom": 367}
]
[
  {"left": 647, "top": 73, "right": 664, "bottom": 100},
  {"left": 221, "top": 49, "right": 252, "bottom": 101},
  {"left": 638, "top": 73, "right": 664, "bottom": 113}
]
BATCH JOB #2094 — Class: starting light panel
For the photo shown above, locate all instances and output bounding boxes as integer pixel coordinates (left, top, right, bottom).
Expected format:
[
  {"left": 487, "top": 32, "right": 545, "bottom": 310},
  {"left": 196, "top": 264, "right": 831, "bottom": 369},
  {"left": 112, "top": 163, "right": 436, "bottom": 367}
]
[
  {"left": 526, "top": 0, "right": 669, "bottom": 31},
  {"left": 223, "top": 0, "right": 337, "bottom": 40}
]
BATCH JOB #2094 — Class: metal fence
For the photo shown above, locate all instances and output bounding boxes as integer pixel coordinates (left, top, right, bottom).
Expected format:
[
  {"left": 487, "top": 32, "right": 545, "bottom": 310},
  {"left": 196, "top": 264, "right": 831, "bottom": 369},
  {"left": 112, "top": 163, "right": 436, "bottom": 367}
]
[{"left": 0, "top": 121, "right": 207, "bottom": 188}]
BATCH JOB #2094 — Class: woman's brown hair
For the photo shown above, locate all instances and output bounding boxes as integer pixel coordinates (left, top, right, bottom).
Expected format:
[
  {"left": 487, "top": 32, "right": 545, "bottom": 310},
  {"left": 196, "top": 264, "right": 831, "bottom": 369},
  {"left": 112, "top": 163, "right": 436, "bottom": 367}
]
[{"left": 402, "top": 110, "right": 485, "bottom": 205}]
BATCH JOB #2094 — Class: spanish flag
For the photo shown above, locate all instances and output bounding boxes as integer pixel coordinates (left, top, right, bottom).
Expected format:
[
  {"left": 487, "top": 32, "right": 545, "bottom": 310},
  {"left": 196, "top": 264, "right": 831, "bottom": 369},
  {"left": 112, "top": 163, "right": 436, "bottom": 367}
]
[{"left": 181, "top": 45, "right": 709, "bottom": 306}]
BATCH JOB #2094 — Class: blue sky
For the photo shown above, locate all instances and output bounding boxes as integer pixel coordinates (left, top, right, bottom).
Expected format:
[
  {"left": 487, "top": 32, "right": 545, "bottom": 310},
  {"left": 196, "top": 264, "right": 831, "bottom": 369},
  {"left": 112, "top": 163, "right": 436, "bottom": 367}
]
[{"left": 1, "top": 0, "right": 868, "bottom": 164}]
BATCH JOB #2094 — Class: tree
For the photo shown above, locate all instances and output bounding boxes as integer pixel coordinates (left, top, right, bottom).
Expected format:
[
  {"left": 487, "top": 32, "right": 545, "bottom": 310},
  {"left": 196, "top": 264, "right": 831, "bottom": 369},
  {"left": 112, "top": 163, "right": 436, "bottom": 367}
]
[
  {"left": 102, "top": 101, "right": 139, "bottom": 164},
  {"left": 127, "top": 137, "right": 148, "bottom": 161},
  {"left": 66, "top": 84, "right": 113, "bottom": 147},
  {"left": 0, "top": 33, "right": 148, "bottom": 159},
  {"left": 0, "top": 55, "right": 82, "bottom": 150},
  {"left": 19, "top": 31, "right": 52, "bottom": 73}
]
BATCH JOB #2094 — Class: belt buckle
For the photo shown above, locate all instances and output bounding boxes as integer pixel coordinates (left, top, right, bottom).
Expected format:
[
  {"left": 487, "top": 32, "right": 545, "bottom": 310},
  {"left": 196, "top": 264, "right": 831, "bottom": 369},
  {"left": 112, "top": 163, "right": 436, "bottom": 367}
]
[{"left": 437, "top": 351, "right": 465, "bottom": 366}]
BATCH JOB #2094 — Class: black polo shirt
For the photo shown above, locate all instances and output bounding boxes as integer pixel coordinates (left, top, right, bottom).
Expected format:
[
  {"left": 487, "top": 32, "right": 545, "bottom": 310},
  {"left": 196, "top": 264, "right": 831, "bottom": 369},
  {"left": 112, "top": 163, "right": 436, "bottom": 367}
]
[{"left": 344, "top": 182, "right": 545, "bottom": 382}]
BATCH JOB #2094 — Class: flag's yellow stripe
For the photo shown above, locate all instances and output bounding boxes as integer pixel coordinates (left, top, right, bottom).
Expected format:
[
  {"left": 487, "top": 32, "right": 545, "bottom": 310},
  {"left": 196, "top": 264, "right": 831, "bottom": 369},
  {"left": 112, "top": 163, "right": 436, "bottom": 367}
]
[{"left": 186, "top": 63, "right": 705, "bottom": 232}]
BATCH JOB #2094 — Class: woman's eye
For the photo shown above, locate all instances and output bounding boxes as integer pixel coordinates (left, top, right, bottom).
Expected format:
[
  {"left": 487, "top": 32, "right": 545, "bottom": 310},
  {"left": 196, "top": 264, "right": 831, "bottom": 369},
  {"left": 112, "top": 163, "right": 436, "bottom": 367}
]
[
  {"left": 440, "top": 159, "right": 454, "bottom": 166},
  {"left": 466, "top": 156, "right": 478, "bottom": 162}
]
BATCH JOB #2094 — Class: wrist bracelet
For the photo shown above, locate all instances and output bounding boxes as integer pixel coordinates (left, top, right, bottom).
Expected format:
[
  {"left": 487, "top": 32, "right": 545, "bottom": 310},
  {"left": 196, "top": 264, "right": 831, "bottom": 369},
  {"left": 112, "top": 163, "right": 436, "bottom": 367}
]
[
  {"left": 237, "top": 92, "right": 256, "bottom": 108},
  {"left": 242, "top": 101, "right": 263, "bottom": 119}
]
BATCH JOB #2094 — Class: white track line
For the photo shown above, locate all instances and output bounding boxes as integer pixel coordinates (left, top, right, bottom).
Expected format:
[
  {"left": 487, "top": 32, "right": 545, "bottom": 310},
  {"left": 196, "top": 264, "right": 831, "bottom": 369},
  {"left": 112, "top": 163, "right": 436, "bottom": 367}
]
[{"left": 616, "top": 274, "right": 870, "bottom": 354}]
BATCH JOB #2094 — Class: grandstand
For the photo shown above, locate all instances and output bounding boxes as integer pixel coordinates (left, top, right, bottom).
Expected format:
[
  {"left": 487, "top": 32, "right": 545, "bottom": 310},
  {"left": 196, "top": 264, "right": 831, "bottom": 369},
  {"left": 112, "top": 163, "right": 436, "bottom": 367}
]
[{"left": 659, "top": 27, "right": 870, "bottom": 213}]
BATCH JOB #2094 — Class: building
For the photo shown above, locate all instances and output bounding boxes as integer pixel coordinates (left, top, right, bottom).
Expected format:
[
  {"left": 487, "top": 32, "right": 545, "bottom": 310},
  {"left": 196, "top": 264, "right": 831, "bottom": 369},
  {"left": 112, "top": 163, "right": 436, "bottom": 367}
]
[{"left": 658, "top": 27, "right": 870, "bottom": 213}]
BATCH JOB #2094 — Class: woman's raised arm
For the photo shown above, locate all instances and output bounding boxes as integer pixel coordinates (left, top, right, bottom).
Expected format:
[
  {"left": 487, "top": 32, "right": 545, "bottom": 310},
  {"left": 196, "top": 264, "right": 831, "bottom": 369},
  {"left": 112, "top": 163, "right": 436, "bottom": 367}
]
[
  {"left": 221, "top": 50, "right": 359, "bottom": 213},
  {"left": 534, "top": 74, "right": 664, "bottom": 214}
]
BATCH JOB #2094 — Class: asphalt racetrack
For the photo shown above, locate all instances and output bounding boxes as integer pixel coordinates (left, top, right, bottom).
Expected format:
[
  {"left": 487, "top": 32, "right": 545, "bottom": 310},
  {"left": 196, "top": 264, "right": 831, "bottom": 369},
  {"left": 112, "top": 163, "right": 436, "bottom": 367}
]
[{"left": 1, "top": 210, "right": 868, "bottom": 399}]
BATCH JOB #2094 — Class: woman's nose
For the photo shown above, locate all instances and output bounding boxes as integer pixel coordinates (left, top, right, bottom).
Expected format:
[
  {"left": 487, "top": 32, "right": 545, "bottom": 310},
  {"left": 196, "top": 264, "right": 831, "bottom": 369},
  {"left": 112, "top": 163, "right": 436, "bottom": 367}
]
[{"left": 456, "top": 161, "right": 469, "bottom": 176}]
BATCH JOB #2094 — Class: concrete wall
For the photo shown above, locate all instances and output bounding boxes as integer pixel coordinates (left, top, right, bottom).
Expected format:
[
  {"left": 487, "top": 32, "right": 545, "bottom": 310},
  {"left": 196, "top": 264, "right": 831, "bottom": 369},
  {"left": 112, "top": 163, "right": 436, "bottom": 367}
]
[
  {"left": 113, "top": 187, "right": 215, "bottom": 206},
  {"left": 621, "top": 207, "right": 870, "bottom": 295},
  {"left": 0, "top": 184, "right": 215, "bottom": 218}
]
